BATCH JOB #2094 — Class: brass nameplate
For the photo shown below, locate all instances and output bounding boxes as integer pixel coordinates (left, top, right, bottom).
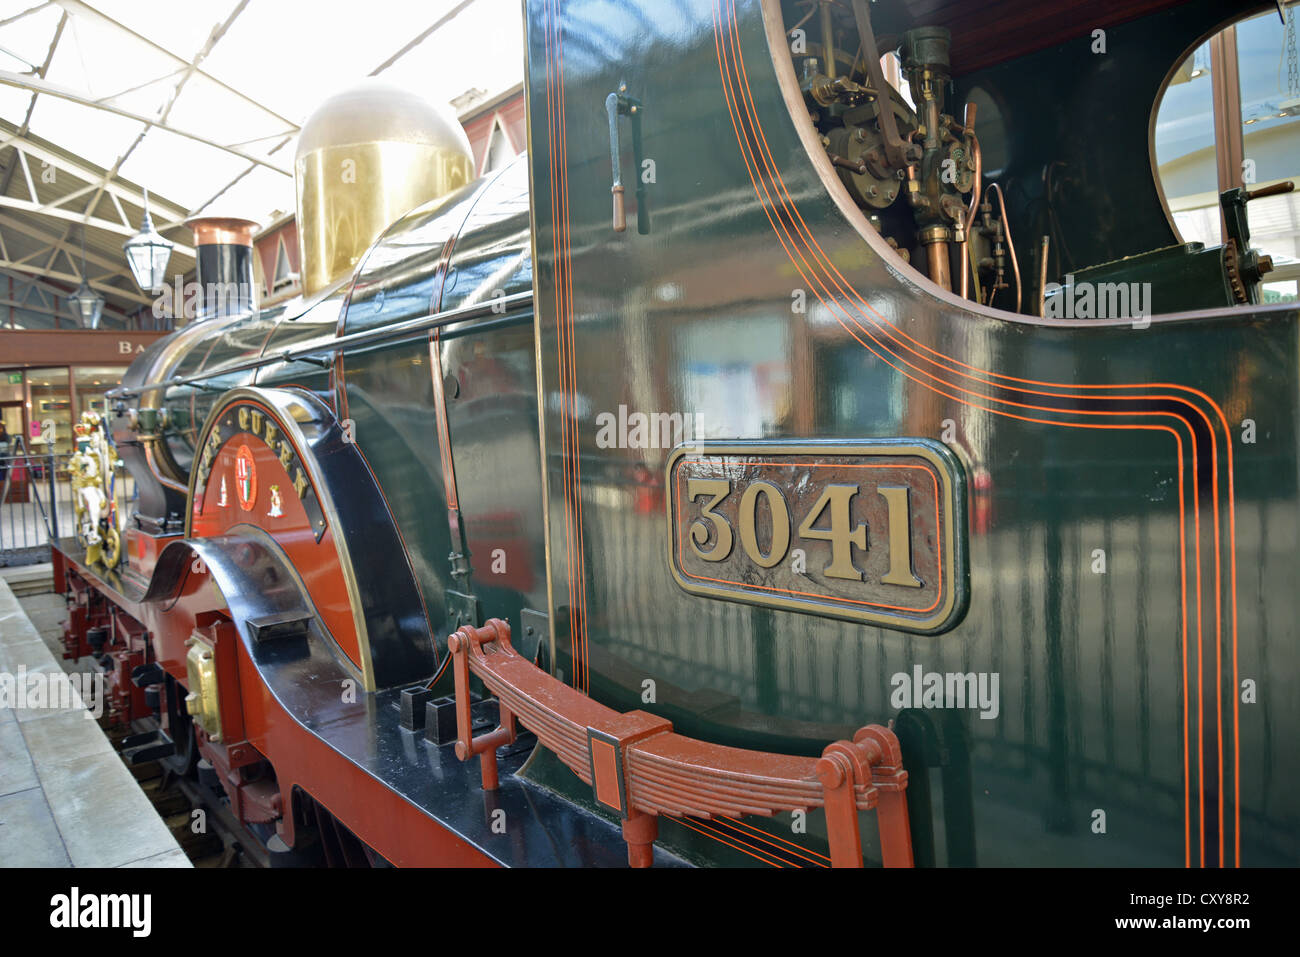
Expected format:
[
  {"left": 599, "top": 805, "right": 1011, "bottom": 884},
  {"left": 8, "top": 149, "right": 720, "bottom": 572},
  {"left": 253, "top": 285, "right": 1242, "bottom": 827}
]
[{"left": 667, "top": 440, "right": 967, "bottom": 634}]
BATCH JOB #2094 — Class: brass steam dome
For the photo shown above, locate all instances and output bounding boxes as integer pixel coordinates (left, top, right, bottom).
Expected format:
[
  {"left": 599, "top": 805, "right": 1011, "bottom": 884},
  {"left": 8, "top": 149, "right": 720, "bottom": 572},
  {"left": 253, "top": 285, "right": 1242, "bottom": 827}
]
[{"left": 294, "top": 79, "right": 475, "bottom": 297}]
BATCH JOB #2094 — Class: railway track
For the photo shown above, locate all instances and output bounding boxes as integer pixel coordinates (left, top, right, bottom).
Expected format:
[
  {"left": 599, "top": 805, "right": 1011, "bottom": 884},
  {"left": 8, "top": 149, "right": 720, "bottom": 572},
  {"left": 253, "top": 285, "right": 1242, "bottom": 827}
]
[{"left": 100, "top": 715, "right": 266, "bottom": 868}]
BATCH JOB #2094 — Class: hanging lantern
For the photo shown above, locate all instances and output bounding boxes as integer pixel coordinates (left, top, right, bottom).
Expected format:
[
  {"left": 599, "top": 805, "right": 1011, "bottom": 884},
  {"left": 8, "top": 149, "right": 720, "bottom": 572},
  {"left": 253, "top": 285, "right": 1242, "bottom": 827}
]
[
  {"left": 123, "top": 188, "right": 174, "bottom": 294},
  {"left": 68, "top": 226, "right": 104, "bottom": 328},
  {"left": 66, "top": 279, "right": 105, "bottom": 329}
]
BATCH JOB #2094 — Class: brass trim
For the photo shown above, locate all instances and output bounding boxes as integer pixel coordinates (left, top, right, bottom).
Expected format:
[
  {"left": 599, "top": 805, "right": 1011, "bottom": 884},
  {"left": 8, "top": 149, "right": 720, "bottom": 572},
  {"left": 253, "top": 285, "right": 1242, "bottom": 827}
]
[
  {"left": 295, "top": 136, "right": 473, "bottom": 297},
  {"left": 522, "top": 22, "right": 560, "bottom": 676},
  {"left": 186, "top": 216, "right": 259, "bottom": 247},
  {"left": 184, "top": 631, "right": 222, "bottom": 742},
  {"left": 664, "top": 439, "right": 968, "bottom": 635},
  {"left": 184, "top": 387, "right": 376, "bottom": 689}
]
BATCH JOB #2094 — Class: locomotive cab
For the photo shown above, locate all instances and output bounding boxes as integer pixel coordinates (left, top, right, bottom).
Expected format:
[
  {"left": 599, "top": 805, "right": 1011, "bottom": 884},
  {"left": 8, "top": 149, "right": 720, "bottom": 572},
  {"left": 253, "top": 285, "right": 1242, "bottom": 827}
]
[{"left": 771, "top": 0, "right": 1295, "bottom": 318}]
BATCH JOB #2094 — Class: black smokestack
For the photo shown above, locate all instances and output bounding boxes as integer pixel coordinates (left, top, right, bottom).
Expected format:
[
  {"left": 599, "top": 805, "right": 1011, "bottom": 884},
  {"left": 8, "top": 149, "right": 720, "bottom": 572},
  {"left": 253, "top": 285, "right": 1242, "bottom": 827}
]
[{"left": 185, "top": 216, "right": 258, "bottom": 319}]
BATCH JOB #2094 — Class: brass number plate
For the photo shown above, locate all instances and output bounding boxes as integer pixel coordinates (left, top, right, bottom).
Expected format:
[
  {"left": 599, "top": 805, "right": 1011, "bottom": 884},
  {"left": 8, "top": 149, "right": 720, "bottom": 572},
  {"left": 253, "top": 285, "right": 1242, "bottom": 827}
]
[{"left": 666, "top": 440, "right": 967, "bottom": 634}]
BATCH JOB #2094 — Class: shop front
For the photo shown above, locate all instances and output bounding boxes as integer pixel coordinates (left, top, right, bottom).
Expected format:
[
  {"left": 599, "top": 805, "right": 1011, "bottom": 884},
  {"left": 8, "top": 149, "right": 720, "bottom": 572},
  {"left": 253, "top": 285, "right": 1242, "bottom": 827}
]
[{"left": 0, "top": 330, "right": 167, "bottom": 456}]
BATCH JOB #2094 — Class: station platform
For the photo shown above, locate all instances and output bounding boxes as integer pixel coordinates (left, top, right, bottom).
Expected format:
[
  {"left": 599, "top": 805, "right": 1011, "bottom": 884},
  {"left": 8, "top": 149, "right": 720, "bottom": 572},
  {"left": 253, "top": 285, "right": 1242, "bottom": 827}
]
[
  {"left": 0, "top": 573, "right": 190, "bottom": 868},
  {"left": 1, "top": 563, "right": 55, "bottom": 597}
]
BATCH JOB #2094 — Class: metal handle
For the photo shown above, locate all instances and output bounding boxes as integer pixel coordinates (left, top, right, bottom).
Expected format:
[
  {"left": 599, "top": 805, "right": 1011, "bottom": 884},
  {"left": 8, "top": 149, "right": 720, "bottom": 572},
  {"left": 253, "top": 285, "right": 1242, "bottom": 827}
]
[
  {"left": 612, "top": 186, "right": 626, "bottom": 232},
  {"left": 1245, "top": 180, "right": 1295, "bottom": 202},
  {"left": 606, "top": 92, "right": 627, "bottom": 233},
  {"left": 606, "top": 86, "right": 649, "bottom": 234}
]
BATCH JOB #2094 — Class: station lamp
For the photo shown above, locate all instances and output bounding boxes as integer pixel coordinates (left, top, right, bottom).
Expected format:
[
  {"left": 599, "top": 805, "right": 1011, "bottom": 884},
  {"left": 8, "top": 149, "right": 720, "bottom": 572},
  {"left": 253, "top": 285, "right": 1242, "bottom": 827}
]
[
  {"left": 123, "top": 188, "right": 174, "bottom": 294},
  {"left": 66, "top": 229, "right": 105, "bottom": 329},
  {"left": 66, "top": 280, "right": 105, "bottom": 329}
]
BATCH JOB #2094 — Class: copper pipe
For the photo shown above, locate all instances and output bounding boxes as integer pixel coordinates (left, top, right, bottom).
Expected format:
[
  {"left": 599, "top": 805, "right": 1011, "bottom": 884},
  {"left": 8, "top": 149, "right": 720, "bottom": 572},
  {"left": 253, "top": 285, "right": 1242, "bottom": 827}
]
[
  {"left": 187, "top": 217, "right": 257, "bottom": 247},
  {"left": 958, "top": 105, "right": 981, "bottom": 301},
  {"left": 962, "top": 137, "right": 982, "bottom": 236},
  {"left": 924, "top": 235, "right": 951, "bottom": 291},
  {"left": 1038, "top": 235, "right": 1050, "bottom": 317},
  {"left": 986, "top": 183, "right": 1021, "bottom": 314}
]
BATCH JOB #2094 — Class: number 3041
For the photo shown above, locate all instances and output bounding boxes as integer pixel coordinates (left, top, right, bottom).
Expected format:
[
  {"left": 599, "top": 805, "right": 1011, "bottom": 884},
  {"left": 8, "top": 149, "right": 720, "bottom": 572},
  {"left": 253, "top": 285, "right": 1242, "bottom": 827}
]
[{"left": 685, "top": 478, "right": 922, "bottom": 588}]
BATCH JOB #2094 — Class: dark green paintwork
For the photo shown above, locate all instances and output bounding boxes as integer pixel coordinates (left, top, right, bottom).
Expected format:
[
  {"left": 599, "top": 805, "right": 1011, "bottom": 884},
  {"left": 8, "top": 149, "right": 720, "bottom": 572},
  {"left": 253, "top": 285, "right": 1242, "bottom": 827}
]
[
  {"left": 1045, "top": 242, "right": 1240, "bottom": 316},
  {"left": 525, "top": 0, "right": 1299, "bottom": 866}
]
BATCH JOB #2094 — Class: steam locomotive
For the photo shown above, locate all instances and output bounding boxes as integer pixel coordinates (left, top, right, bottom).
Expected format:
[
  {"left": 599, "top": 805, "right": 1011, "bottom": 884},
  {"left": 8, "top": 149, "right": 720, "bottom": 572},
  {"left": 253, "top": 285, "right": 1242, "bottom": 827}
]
[{"left": 52, "top": 0, "right": 1299, "bottom": 867}]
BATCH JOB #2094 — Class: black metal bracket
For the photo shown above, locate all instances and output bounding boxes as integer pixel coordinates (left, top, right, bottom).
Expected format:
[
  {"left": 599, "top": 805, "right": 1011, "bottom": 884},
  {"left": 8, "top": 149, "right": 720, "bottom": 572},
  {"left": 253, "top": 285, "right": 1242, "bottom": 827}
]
[
  {"left": 520, "top": 607, "right": 549, "bottom": 669},
  {"left": 447, "top": 589, "right": 480, "bottom": 631},
  {"left": 247, "top": 610, "right": 312, "bottom": 643}
]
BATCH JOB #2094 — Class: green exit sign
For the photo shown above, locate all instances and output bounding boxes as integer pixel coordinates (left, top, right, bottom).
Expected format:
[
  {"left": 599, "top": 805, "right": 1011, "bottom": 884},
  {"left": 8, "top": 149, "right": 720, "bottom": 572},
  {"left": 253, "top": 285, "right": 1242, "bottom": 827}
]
[{"left": 7, "top": 373, "right": 21, "bottom": 384}]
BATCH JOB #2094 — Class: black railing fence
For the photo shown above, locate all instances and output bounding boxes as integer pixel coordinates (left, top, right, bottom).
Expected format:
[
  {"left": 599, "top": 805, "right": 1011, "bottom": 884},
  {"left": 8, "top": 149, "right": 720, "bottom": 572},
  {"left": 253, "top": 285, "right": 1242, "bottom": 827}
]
[{"left": 0, "top": 451, "right": 136, "bottom": 566}]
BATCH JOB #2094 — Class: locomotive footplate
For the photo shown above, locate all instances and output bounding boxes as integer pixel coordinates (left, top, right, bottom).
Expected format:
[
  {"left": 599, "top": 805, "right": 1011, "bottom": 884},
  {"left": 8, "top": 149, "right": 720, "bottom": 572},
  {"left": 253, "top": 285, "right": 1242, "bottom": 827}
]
[
  {"left": 53, "top": 535, "right": 153, "bottom": 614},
  {"left": 155, "top": 528, "right": 690, "bottom": 867},
  {"left": 246, "top": 629, "right": 687, "bottom": 866},
  {"left": 53, "top": 530, "right": 689, "bottom": 866}
]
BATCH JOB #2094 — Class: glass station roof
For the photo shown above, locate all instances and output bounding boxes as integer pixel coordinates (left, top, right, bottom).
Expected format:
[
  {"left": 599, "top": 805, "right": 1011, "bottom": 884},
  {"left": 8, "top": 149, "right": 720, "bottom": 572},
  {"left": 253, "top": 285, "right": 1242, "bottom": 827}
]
[{"left": 0, "top": 0, "right": 523, "bottom": 221}]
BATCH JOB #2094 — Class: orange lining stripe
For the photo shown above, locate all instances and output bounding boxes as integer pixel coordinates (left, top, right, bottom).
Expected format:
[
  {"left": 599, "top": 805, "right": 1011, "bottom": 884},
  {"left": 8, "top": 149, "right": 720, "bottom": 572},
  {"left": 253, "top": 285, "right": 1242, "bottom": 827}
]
[
  {"left": 671, "top": 816, "right": 787, "bottom": 866},
  {"left": 554, "top": 9, "right": 590, "bottom": 694},
  {"left": 713, "top": 815, "right": 831, "bottom": 866},
  {"left": 718, "top": 0, "right": 1236, "bottom": 864},
  {"left": 688, "top": 817, "right": 814, "bottom": 866},
  {"left": 712, "top": 0, "right": 1206, "bottom": 865},
  {"left": 719, "top": 5, "right": 1204, "bottom": 863},
  {"left": 547, "top": 0, "right": 591, "bottom": 693},
  {"left": 532, "top": 2, "right": 1228, "bottom": 869},
  {"left": 716, "top": 0, "right": 1217, "bottom": 865},
  {"left": 544, "top": 2, "right": 578, "bottom": 689}
]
